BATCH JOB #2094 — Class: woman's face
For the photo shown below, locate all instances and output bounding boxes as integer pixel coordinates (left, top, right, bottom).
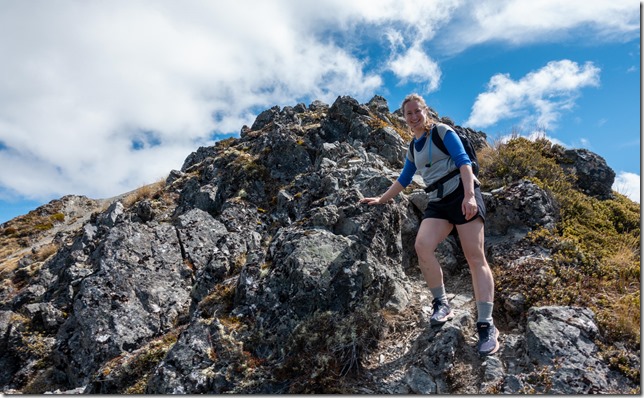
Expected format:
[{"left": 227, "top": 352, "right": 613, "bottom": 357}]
[{"left": 404, "top": 100, "right": 426, "bottom": 135}]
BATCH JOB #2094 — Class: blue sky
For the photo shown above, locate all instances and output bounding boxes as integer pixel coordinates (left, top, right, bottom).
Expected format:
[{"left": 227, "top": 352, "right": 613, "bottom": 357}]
[{"left": 0, "top": 0, "right": 640, "bottom": 224}]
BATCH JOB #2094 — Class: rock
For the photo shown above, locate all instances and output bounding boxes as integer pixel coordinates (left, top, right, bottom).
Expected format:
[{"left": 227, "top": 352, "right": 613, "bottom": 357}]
[
  {"left": 405, "top": 366, "right": 436, "bottom": 394},
  {"left": 133, "top": 200, "right": 154, "bottom": 222},
  {"left": 559, "top": 148, "right": 615, "bottom": 200},
  {"left": 52, "top": 221, "right": 192, "bottom": 386},
  {"left": 95, "top": 201, "right": 124, "bottom": 228},
  {"left": 251, "top": 105, "right": 281, "bottom": 131},
  {"left": 499, "top": 306, "right": 633, "bottom": 394},
  {"left": 22, "top": 303, "right": 65, "bottom": 333},
  {"left": 146, "top": 319, "right": 236, "bottom": 394},
  {"left": 484, "top": 180, "right": 558, "bottom": 238}
]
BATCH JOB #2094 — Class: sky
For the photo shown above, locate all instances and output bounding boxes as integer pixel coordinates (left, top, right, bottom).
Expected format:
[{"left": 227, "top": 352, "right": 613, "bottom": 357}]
[{"left": 0, "top": 0, "right": 640, "bottom": 224}]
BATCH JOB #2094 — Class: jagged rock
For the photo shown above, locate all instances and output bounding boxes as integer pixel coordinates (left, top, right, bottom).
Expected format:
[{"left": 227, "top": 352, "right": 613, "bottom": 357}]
[
  {"left": 320, "top": 96, "right": 371, "bottom": 143},
  {"left": 497, "top": 306, "right": 633, "bottom": 394},
  {"left": 180, "top": 146, "right": 219, "bottom": 173},
  {"left": 484, "top": 180, "right": 558, "bottom": 239},
  {"left": 234, "top": 227, "right": 410, "bottom": 342},
  {"left": 175, "top": 179, "right": 223, "bottom": 216},
  {"left": 0, "top": 311, "right": 18, "bottom": 386},
  {"left": 251, "top": 105, "right": 281, "bottom": 131},
  {"left": 523, "top": 306, "right": 626, "bottom": 393},
  {"left": 366, "top": 94, "right": 390, "bottom": 115},
  {"left": 22, "top": 303, "right": 65, "bottom": 333},
  {"left": 95, "top": 201, "right": 124, "bottom": 228},
  {"left": 133, "top": 200, "right": 154, "bottom": 222},
  {"left": 146, "top": 318, "right": 239, "bottom": 394},
  {"left": 405, "top": 366, "right": 436, "bottom": 394},
  {"left": 52, "top": 220, "right": 192, "bottom": 387},
  {"left": 559, "top": 148, "right": 615, "bottom": 200},
  {"left": 364, "top": 125, "right": 407, "bottom": 168},
  {"left": 309, "top": 99, "right": 329, "bottom": 113}
]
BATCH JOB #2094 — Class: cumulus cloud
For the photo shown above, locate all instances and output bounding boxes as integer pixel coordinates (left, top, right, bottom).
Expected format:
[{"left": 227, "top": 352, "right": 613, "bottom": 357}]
[
  {"left": 465, "top": 60, "right": 600, "bottom": 129},
  {"left": 613, "top": 172, "right": 641, "bottom": 203},
  {"left": 0, "top": 0, "right": 638, "bottom": 206},
  {"left": 0, "top": 1, "right": 388, "bottom": 200},
  {"left": 441, "top": 0, "right": 640, "bottom": 52},
  {"left": 387, "top": 46, "right": 441, "bottom": 91}
]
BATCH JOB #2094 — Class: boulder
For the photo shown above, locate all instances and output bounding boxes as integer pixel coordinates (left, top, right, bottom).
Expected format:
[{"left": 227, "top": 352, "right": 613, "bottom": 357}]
[{"left": 559, "top": 148, "right": 615, "bottom": 200}]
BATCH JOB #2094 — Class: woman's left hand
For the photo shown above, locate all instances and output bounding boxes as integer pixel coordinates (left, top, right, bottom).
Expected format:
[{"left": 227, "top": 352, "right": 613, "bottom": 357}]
[{"left": 462, "top": 195, "right": 478, "bottom": 220}]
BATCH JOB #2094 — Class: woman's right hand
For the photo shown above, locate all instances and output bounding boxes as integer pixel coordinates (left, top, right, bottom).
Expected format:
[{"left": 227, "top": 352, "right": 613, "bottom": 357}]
[{"left": 359, "top": 197, "right": 382, "bottom": 205}]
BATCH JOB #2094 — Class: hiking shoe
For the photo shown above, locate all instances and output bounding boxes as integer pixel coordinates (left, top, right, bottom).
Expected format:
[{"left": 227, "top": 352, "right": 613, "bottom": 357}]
[
  {"left": 430, "top": 298, "right": 454, "bottom": 326},
  {"left": 476, "top": 322, "right": 500, "bottom": 356}
]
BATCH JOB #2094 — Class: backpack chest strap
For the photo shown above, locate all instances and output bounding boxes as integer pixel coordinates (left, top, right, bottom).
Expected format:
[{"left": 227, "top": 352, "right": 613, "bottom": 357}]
[{"left": 423, "top": 168, "right": 460, "bottom": 194}]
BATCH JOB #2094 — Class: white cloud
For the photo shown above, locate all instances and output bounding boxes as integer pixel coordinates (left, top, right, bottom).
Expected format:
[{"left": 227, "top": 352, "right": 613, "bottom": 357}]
[
  {"left": 0, "top": 1, "right": 389, "bottom": 200},
  {"left": 465, "top": 60, "right": 600, "bottom": 129},
  {"left": 0, "top": 0, "right": 638, "bottom": 204},
  {"left": 613, "top": 172, "right": 640, "bottom": 203},
  {"left": 441, "top": 0, "right": 639, "bottom": 52},
  {"left": 388, "top": 46, "right": 441, "bottom": 92}
]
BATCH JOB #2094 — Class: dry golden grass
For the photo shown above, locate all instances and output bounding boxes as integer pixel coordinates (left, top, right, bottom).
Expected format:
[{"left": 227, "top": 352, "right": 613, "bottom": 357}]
[
  {"left": 33, "top": 243, "right": 60, "bottom": 262},
  {"left": 0, "top": 250, "right": 21, "bottom": 272},
  {"left": 121, "top": 178, "right": 167, "bottom": 208}
]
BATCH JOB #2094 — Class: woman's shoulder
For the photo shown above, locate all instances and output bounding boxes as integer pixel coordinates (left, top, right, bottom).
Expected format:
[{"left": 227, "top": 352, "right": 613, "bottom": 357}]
[{"left": 433, "top": 122, "right": 455, "bottom": 137}]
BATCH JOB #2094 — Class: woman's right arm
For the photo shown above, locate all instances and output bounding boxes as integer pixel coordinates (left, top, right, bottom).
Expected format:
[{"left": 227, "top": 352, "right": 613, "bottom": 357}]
[
  {"left": 359, "top": 158, "right": 416, "bottom": 205},
  {"left": 360, "top": 180, "right": 405, "bottom": 205}
]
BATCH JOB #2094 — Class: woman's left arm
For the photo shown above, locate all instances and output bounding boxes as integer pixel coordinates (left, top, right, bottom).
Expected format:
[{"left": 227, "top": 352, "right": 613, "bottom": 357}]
[
  {"left": 443, "top": 131, "right": 478, "bottom": 220},
  {"left": 459, "top": 164, "right": 478, "bottom": 220}
]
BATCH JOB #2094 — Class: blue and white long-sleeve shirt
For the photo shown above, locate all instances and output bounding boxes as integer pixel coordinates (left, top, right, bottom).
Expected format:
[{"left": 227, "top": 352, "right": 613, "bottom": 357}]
[{"left": 397, "top": 123, "right": 471, "bottom": 201}]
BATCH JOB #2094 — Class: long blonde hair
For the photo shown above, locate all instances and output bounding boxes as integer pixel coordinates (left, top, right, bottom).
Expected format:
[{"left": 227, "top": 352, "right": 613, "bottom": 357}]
[{"left": 401, "top": 93, "right": 435, "bottom": 133}]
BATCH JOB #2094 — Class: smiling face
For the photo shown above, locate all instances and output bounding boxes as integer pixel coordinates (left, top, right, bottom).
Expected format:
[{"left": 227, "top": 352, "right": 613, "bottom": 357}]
[{"left": 403, "top": 99, "right": 428, "bottom": 138}]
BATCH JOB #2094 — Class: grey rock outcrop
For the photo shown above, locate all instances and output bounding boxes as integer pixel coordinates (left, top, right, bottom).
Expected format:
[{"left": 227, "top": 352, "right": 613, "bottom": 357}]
[
  {"left": 53, "top": 220, "right": 192, "bottom": 387},
  {"left": 558, "top": 148, "right": 615, "bottom": 200},
  {"left": 494, "top": 306, "right": 632, "bottom": 394},
  {"left": 0, "top": 95, "right": 636, "bottom": 394},
  {"left": 485, "top": 179, "right": 559, "bottom": 239}
]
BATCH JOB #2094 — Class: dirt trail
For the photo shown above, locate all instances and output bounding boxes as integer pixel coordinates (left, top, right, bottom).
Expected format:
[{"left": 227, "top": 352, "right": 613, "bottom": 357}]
[{"left": 355, "top": 268, "right": 497, "bottom": 394}]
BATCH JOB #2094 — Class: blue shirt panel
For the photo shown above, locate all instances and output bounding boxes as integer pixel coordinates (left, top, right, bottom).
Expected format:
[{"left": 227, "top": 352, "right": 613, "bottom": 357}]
[
  {"left": 397, "top": 158, "right": 417, "bottom": 187},
  {"left": 443, "top": 131, "right": 472, "bottom": 168}
]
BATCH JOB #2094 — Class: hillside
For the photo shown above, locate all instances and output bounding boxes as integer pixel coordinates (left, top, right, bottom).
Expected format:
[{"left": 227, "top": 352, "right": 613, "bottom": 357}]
[{"left": 0, "top": 95, "right": 640, "bottom": 394}]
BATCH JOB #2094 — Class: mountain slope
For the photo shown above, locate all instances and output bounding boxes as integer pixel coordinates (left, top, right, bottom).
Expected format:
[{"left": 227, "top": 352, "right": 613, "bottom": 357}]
[{"left": 0, "top": 95, "right": 639, "bottom": 394}]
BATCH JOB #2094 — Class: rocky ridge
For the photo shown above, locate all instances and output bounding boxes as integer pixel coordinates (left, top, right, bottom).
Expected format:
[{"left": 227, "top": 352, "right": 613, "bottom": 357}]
[{"left": 0, "top": 95, "right": 638, "bottom": 394}]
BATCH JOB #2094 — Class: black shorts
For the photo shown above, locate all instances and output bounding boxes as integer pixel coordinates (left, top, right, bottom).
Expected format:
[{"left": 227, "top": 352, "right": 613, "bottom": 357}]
[{"left": 423, "top": 181, "right": 486, "bottom": 225}]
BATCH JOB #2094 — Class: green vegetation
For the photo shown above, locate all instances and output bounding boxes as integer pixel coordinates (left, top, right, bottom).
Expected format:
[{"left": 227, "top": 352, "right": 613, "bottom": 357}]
[
  {"left": 482, "top": 136, "right": 640, "bottom": 381},
  {"left": 50, "top": 213, "right": 65, "bottom": 222}
]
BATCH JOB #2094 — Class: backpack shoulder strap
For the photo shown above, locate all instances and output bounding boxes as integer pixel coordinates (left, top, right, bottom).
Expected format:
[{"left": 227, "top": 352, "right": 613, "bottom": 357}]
[
  {"left": 431, "top": 125, "right": 448, "bottom": 155},
  {"left": 408, "top": 139, "right": 415, "bottom": 162}
]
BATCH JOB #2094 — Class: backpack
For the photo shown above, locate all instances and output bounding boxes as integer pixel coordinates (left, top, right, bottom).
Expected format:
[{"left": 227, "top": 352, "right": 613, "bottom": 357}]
[{"left": 408, "top": 125, "right": 480, "bottom": 194}]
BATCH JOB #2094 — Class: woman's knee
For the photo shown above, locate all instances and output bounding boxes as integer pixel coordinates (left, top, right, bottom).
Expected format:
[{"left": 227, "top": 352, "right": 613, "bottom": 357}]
[
  {"left": 416, "top": 219, "right": 452, "bottom": 255},
  {"left": 415, "top": 235, "right": 437, "bottom": 258},
  {"left": 465, "top": 253, "right": 490, "bottom": 272}
]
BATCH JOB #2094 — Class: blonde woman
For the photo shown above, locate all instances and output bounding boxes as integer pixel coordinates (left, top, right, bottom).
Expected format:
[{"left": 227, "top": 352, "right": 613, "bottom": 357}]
[{"left": 360, "top": 93, "right": 499, "bottom": 356}]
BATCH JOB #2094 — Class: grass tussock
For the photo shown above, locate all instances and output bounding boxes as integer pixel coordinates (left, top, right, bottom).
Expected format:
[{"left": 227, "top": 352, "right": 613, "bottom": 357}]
[
  {"left": 122, "top": 178, "right": 167, "bottom": 208},
  {"left": 93, "top": 327, "right": 183, "bottom": 394},
  {"left": 483, "top": 136, "right": 641, "bottom": 360},
  {"left": 275, "top": 303, "right": 384, "bottom": 394},
  {"left": 367, "top": 113, "right": 412, "bottom": 143}
]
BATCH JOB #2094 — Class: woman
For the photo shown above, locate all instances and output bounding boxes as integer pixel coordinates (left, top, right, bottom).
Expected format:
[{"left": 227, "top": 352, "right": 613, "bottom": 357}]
[{"left": 359, "top": 93, "right": 499, "bottom": 356}]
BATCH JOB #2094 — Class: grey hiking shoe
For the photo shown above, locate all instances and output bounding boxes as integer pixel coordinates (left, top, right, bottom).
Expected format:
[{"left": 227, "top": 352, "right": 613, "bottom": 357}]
[
  {"left": 430, "top": 298, "right": 454, "bottom": 326},
  {"left": 476, "top": 322, "right": 500, "bottom": 356}
]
